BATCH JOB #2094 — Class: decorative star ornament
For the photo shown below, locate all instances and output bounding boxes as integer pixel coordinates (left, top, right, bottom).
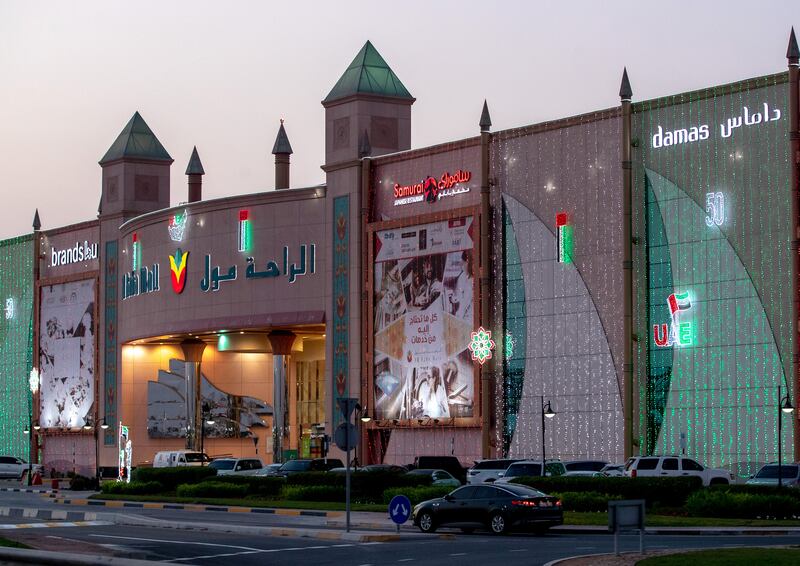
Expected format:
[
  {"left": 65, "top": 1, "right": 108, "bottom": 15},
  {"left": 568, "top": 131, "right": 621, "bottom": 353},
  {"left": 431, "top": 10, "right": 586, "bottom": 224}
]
[
  {"left": 29, "top": 368, "right": 40, "bottom": 394},
  {"left": 468, "top": 327, "right": 495, "bottom": 365},
  {"left": 505, "top": 331, "right": 515, "bottom": 359}
]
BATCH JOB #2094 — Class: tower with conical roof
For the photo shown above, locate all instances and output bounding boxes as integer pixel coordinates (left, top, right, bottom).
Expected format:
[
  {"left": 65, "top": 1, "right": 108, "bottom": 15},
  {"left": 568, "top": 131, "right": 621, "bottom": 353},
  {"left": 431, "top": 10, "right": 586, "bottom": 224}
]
[
  {"left": 322, "top": 40, "right": 414, "bottom": 166},
  {"left": 98, "top": 111, "right": 173, "bottom": 218}
]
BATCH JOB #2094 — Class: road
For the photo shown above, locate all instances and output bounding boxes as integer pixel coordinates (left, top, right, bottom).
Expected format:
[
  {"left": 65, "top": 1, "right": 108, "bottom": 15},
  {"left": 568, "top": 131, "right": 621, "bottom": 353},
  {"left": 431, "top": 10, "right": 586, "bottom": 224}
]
[
  {"left": 14, "top": 524, "right": 800, "bottom": 565},
  {"left": 0, "top": 485, "right": 799, "bottom": 564}
]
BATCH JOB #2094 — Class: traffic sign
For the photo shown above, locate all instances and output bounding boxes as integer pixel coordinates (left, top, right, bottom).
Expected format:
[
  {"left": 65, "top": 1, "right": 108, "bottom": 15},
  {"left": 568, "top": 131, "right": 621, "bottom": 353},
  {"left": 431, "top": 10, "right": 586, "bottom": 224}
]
[
  {"left": 333, "top": 422, "right": 358, "bottom": 451},
  {"left": 389, "top": 494, "right": 412, "bottom": 525}
]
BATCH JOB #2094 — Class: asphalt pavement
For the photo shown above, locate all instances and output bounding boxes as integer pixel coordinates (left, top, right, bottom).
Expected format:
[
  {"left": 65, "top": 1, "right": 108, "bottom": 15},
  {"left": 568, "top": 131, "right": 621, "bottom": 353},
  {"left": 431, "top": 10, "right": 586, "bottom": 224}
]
[{"left": 0, "top": 482, "right": 799, "bottom": 565}]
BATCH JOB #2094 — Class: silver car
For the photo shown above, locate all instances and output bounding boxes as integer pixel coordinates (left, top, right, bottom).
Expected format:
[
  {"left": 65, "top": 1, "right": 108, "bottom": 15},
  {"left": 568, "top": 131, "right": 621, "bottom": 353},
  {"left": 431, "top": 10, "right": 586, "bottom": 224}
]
[
  {"left": 208, "top": 458, "right": 264, "bottom": 476},
  {"left": 466, "top": 459, "right": 521, "bottom": 484},
  {"left": 746, "top": 463, "right": 800, "bottom": 487},
  {"left": 0, "top": 456, "right": 42, "bottom": 479}
]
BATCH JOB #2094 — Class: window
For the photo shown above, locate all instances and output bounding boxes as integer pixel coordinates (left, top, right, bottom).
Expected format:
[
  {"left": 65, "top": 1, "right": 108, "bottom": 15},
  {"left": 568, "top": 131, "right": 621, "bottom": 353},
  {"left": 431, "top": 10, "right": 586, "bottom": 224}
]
[
  {"left": 450, "top": 486, "right": 476, "bottom": 500},
  {"left": 681, "top": 459, "right": 704, "bottom": 472},
  {"left": 0, "top": 457, "right": 13, "bottom": 464},
  {"left": 507, "top": 463, "right": 542, "bottom": 477},
  {"left": 636, "top": 458, "right": 659, "bottom": 470},
  {"left": 662, "top": 458, "right": 679, "bottom": 470},
  {"left": 249, "top": 460, "right": 262, "bottom": 470},
  {"left": 473, "top": 486, "right": 498, "bottom": 499},
  {"left": 472, "top": 459, "right": 517, "bottom": 470}
]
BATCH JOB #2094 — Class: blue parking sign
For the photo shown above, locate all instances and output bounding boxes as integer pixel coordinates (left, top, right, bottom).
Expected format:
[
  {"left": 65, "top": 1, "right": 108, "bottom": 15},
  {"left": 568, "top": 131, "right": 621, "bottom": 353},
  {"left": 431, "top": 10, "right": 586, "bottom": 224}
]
[{"left": 389, "top": 494, "right": 412, "bottom": 525}]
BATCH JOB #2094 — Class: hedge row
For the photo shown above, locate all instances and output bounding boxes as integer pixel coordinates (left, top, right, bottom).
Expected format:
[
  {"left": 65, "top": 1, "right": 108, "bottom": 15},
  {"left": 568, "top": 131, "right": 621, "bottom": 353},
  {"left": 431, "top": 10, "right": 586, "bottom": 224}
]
[
  {"left": 382, "top": 485, "right": 452, "bottom": 505},
  {"left": 132, "top": 467, "right": 217, "bottom": 490},
  {"left": 285, "top": 471, "right": 431, "bottom": 502},
  {"left": 513, "top": 476, "right": 703, "bottom": 507},
  {"left": 177, "top": 481, "right": 249, "bottom": 498},
  {"left": 686, "top": 490, "right": 800, "bottom": 519},
  {"left": 551, "top": 491, "right": 624, "bottom": 513},
  {"left": 282, "top": 485, "right": 345, "bottom": 502}
]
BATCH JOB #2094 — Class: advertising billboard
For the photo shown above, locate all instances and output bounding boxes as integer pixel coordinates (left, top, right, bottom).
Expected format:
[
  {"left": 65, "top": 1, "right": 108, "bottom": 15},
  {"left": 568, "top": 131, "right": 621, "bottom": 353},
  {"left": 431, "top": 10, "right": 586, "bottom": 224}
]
[
  {"left": 373, "top": 216, "right": 476, "bottom": 422},
  {"left": 39, "top": 279, "right": 96, "bottom": 428}
]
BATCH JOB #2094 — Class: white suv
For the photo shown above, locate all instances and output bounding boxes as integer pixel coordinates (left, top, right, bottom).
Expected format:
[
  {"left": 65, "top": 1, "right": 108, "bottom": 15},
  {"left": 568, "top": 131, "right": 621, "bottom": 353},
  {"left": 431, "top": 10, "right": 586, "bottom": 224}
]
[
  {"left": 624, "top": 455, "right": 733, "bottom": 486},
  {"left": 0, "top": 456, "right": 42, "bottom": 479},
  {"left": 466, "top": 459, "right": 520, "bottom": 484}
]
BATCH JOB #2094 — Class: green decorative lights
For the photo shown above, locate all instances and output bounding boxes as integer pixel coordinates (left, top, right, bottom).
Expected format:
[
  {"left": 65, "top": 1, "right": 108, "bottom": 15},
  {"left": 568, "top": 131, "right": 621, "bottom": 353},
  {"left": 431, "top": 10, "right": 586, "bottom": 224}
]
[{"left": 0, "top": 235, "right": 34, "bottom": 459}]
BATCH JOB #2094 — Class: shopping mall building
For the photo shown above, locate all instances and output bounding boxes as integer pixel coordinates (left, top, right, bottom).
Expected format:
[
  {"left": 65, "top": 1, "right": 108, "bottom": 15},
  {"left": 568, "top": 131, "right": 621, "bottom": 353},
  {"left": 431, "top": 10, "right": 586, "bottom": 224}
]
[{"left": 1, "top": 33, "right": 799, "bottom": 478}]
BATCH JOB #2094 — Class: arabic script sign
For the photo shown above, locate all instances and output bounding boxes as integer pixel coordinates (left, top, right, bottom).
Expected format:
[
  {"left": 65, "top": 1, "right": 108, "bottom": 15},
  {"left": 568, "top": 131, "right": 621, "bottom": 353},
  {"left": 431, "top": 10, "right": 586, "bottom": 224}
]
[
  {"left": 651, "top": 103, "right": 781, "bottom": 149},
  {"left": 393, "top": 170, "right": 472, "bottom": 206}
]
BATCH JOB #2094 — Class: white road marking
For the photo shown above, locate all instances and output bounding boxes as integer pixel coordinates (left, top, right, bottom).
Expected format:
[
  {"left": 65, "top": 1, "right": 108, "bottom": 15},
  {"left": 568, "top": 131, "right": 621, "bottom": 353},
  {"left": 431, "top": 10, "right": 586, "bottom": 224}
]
[
  {"left": 398, "top": 559, "right": 415, "bottom": 562},
  {"left": 509, "top": 549, "right": 528, "bottom": 552},
  {"left": 88, "top": 534, "right": 262, "bottom": 551},
  {"left": 449, "top": 553, "right": 467, "bottom": 556}
]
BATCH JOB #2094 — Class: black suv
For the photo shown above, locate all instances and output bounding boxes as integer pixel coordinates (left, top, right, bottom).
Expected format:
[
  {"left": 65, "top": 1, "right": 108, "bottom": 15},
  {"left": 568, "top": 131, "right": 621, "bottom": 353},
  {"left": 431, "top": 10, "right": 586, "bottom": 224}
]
[
  {"left": 276, "top": 458, "right": 344, "bottom": 476},
  {"left": 413, "top": 456, "right": 466, "bottom": 483}
]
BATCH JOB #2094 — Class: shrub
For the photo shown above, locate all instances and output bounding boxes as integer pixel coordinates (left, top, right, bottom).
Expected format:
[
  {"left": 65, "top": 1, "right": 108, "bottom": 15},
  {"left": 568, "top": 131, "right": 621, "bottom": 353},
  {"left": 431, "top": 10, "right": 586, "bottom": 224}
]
[
  {"left": 285, "top": 470, "right": 431, "bottom": 503},
  {"left": 176, "top": 481, "right": 248, "bottom": 498},
  {"left": 101, "top": 480, "right": 164, "bottom": 495},
  {"left": 132, "top": 467, "right": 217, "bottom": 491},
  {"left": 512, "top": 476, "right": 702, "bottom": 508},
  {"left": 710, "top": 483, "right": 800, "bottom": 501},
  {"left": 686, "top": 490, "right": 799, "bottom": 519},
  {"left": 211, "top": 476, "right": 284, "bottom": 498},
  {"left": 282, "top": 485, "right": 345, "bottom": 502},
  {"left": 69, "top": 475, "right": 99, "bottom": 491},
  {"left": 549, "top": 491, "right": 623, "bottom": 512},
  {"left": 382, "top": 485, "right": 453, "bottom": 505}
]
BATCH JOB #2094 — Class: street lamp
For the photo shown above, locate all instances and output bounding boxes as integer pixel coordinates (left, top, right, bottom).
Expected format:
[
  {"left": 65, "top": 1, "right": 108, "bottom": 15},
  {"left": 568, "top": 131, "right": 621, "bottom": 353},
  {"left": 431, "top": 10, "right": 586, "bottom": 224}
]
[
  {"left": 354, "top": 404, "right": 371, "bottom": 469},
  {"left": 778, "top": 385, "right": 794, "bottom": 488},
  {"left": 541, "top": 396, "right": 556, "bottom": 475}
]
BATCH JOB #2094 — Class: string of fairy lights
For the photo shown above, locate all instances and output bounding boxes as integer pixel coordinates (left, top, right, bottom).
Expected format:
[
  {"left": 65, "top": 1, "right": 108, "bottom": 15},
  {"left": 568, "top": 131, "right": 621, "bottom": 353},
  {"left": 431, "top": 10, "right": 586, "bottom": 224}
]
[
  {"left": 0, "top": 235, "right": 33, "bottom": 459},
  {"left": 632, "top": 73, "right": 792, "bottom": 475}
]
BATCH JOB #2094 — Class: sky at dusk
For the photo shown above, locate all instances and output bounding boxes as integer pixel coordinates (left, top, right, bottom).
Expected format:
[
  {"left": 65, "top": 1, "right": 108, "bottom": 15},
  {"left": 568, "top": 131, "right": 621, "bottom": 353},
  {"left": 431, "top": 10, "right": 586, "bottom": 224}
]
[{"left": 0, "top": 0, "right": 798, "bottom": 239}]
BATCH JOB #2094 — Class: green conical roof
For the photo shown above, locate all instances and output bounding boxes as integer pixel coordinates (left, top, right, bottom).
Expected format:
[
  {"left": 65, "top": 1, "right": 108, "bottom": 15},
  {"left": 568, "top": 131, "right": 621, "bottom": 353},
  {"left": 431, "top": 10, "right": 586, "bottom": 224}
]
[
  {"left": 99, "top": 111, "right": 173, "bottom": 165},
  {"left": 323, "top": 41, "right": 413, "bottom": 103}
]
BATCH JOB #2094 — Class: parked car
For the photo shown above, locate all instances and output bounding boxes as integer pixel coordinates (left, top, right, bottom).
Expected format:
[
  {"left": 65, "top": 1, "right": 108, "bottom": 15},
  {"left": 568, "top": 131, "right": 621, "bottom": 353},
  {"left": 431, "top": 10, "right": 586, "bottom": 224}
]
[
  {"left": 564, "top": 460, "right": 608, "bottom": 477},
  {"left": 254, "top": 463, "right": 284, "bottom": 477},
  {"left": 594, "top": 463, "right": 626, "bottom": 477},
  {"left": 495, "top": 460, "right": 566, "bottom": 484},
  {"left": 0, "top": 456, "right": 42, "bottom": 479},
  {"left": 406, "top": 468, "right": 461, "bottom": 487},
  {"left": 746, "top": 463, "right": 800, "bottom": 487},
  {"left": 624, "top": 456, "right": 733, "bottom": 486},
  {"left": 275, "top": 458, "right": 344, "bottom": 477},
  {"left": 153, "top": 450, "right": 210, "bottom": 468},
  {"left": 467, "top": 459, "right": 521, "bottom": 484},
  {"left": 412, "top": 456, "right": 467, "bottom": 483},
  {"left": 208, "top": 457, "right": 264, "bottom": 476},
  {"left": 412, "top": 483, "right": 563, "bottom": 534}
]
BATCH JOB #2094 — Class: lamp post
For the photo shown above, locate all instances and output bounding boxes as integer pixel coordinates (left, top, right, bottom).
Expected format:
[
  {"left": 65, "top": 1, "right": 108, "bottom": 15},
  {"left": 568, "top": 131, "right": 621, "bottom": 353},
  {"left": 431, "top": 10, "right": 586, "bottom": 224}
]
[
  {"left": 778, "top": 385, "right": 794, "bottom": 488},
  {"left": 355, "top": 404, "right": 371, "bottom": 469},
  {"left": 540, "top": 396, "right": 556, "bottom": 475},
  {"left": 200, "top": 402, "right": 215, "bottom": 464}
]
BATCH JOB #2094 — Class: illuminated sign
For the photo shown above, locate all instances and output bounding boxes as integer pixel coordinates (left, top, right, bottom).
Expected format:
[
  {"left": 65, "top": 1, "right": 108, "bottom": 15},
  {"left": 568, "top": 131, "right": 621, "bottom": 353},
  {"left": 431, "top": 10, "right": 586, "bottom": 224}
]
[
  {"left": 393, "top": 170, "right": 472, "bottom": 206},
  {"left": 238, "top": 210, "right": 252, "bottom": 252},
  {"left": 468, "top": 326, "right": 495, "bottom": 365},
  {"left": 118, "top": 422, "right": 131, "bottom": 483},
  {"left": 705, "top": 192, "right": 725, "bottom": 227},
  {"left": 651, "top": 103, "right": 781, "bottom": 149},
  {"left": 50, "top": 240, "right": 98, "bottom": 267},
  {"left": 653, "top": 291, "right": 693, "bottom": 348},
  {"left": 122, "top": 263, "right": 160, "bottom": 300},
  {"left": 169, "top": 249, "right": 189, "bottom": 294},
  {"left": 168, "top": 210, "right": 187, "bottom": 242},
  {"left": 132, "top": 233, "right": 141, "bottom": 271},
  {"left": 556, "top": 212, "right": 573, "bottom": 264}
]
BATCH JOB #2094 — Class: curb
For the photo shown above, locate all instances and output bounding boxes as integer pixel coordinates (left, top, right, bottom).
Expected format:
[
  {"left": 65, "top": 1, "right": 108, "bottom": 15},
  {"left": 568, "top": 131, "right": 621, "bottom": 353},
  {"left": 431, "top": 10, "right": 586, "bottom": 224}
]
[
  {"left": 0, "top": 487, "right": 58, "bottom": 495},
  {"left": 51, "top": 498, "right": 342, "bottom": 517},
  {"left": 0, "top": 520, "right": 113, "bottom": 530},
  {"left": 0, "top": 506, "right": 98, "bottom": 522},
  {"left": 110, "top": 512, "right": 447, "bottom": 543}
]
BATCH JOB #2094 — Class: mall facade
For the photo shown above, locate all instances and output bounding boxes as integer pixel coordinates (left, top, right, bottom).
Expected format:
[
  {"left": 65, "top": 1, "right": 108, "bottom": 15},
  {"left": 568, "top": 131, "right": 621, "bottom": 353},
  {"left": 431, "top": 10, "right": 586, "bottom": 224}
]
[{"left": 0, "top": 34, "right": 799, "bottom": 478}]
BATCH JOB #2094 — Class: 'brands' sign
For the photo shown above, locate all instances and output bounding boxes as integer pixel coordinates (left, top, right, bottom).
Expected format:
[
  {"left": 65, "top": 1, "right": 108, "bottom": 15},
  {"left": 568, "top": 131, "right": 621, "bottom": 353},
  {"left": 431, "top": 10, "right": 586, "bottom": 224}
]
[{"left": 50, "top": 241, "right": 98, "bottom": 267}]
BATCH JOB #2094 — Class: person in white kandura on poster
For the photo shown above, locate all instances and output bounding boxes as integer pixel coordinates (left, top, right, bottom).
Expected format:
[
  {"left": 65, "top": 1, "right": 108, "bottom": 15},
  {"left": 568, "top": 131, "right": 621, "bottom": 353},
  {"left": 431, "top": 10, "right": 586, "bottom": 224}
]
[{"left": 449, "top": 250, "right": 473, "bottom": 320}]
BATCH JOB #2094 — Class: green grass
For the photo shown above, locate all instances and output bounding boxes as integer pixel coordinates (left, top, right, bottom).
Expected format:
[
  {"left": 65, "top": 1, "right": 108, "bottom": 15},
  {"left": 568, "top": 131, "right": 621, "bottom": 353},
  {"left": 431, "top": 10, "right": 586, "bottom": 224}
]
[
  {"left": 637, "top": 547, "right": 800, "bottom": 565},
  {"left": 566, "top": 511, "right": 800, "bottom": 527},
  {"left": 0, "top": 538, "right": 29, "bottom": 548}
]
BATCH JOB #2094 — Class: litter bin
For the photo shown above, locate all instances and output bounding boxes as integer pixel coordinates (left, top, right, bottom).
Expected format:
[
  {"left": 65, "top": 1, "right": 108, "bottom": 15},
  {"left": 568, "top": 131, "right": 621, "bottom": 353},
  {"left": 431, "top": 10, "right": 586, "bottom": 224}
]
[{"left": 50, "top": 478, "right": 59, "bottom": 490}]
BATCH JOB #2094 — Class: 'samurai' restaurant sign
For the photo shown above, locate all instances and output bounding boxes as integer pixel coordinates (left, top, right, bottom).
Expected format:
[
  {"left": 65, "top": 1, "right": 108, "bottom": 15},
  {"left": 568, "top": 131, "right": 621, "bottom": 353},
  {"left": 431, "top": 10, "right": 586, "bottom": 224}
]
[{"left": 393, "top": 169, "right": 472, "bottom": 206}]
